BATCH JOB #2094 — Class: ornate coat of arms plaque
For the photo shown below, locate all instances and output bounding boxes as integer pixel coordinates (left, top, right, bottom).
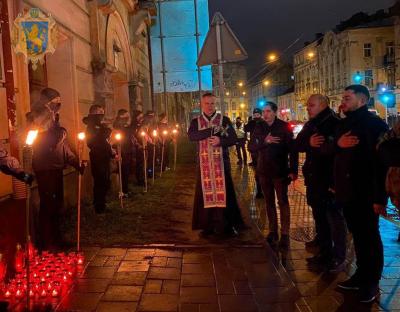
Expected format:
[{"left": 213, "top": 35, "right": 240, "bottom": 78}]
[{"left": 12, "top": 8, "right": 57, "bottom": 70}]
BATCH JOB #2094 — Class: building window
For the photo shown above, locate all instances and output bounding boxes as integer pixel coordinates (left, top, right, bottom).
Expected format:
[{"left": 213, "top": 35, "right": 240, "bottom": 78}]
[
  {"left": 386, "top": 42, "right": 394, "bottom": 56},
  {"left": 365, "top": 69, "right": 373, "bottom": 87},
  {"left": 363, "top": 43, "right": 372, "bottom": 57}
]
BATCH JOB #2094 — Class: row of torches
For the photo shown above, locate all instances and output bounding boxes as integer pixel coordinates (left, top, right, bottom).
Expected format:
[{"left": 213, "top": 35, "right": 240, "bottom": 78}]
[{"left": 0, "top": 125, "right": 180, "bottom": 310}]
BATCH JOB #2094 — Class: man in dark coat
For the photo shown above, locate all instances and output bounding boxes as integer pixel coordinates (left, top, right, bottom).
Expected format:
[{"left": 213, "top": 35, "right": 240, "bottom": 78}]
[
  {"left": 334, "top": 85, "right": 388, "bottom": 303},
  {"left": 188, "top": 93, "right": 243, "bottom": 236},
  {"left": 113, "top": 109, "right": 134, "bottom": 197},
  {"left": 84, "top": 105, "right": 114, "bottom": 214},
  {"left": 253, "top": 102, "right": 298, "bottom": 247},
  {"left": 295, "top": 94, "right": 347, "bottom": 272},
  {"left": 28, "top": 88, "right": 84, "bottom": 250},
  {"left": 244, "top": 108, "right": 263, "bottom": 197}
]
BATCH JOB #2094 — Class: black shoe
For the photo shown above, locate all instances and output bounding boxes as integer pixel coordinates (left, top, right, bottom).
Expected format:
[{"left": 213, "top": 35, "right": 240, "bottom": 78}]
[
  {"left": 337, "top": 276, "right": 361, "bottom": 291},
  {"left": 305, "top": 237, "right": 319, "bottom": 248},
  {"left": 306, "top": 254, "right": 330, "bottom": 265},
  {"left": 266, "top": 232, "right": 279, "bottom": 244},
  {"left": 279, "top": 234, "right": 290, "bottom": 248},
  {"left": 359, "top": 284, "right": 379, "bottom": 303},
  {"left": 255, "top": 192, "right": 263, "bottom": 199}
]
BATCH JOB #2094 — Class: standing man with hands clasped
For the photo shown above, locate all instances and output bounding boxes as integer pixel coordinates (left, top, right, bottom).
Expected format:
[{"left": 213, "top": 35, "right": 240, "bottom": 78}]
[
  {"left": 253, "top": 101, "right": 298, "bottom": 248},
  {"left": 334, "top": 85, "right": 388, "bottom": 303},
  {"left": 188, "top": 93, "right": 243, "bottom": 237}
]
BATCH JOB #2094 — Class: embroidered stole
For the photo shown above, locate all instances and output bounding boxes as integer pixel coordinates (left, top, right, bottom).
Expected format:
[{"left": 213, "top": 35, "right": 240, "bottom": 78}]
[{"left": 198, "top": 113, "right": 226, "bottom": 208}]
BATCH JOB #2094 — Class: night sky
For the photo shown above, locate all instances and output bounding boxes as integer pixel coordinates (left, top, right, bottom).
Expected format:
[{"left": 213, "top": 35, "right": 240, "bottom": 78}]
[{"left": 209, "top": 0, "right": 396, "bottom": 76}]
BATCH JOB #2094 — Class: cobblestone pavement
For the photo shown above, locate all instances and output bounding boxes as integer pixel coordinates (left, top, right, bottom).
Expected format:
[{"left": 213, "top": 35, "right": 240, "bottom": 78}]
[{"left": 7, "top": 148, "right": 398, "bottom": 311}]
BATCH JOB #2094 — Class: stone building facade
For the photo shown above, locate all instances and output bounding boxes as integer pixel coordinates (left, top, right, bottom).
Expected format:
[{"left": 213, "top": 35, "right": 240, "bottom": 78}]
[{"left": 0, "top": 0, "right": 155, "bottom": 199}]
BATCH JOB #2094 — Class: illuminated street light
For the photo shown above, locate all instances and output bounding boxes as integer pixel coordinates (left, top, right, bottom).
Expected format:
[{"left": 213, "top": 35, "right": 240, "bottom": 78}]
[
  {"left": 240, "top": 103, "right": 246, "bottom": 109},
  {"left": 238, "top": 82, "right": 244, "bottom": 87},
  {"left": 307, "top": 52, "right": 315, "bottom": 59},
  {"left": 242, "top": 91, "right": 246, "bottom": 96},
  {"left": 226, "top": 92, "right": 230, "bottom": 96},
  {"left": 263, "top": 80, "right": 270, "bottom": 86}
]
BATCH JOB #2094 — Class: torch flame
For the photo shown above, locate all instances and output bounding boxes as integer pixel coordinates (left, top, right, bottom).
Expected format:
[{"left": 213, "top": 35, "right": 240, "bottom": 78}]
[
  {"left": 26, "top": 130, "right": 39, "bottom": 146},
  {"left": 115, "top": 133, "right": 122, "bottom": 141},
  {"left": 163, "top": 130, "right": 168, "bottom": 135},
  {"left": 77, "top": 132, "right": 86, "bottom": 141},
  {"left": 141, "top": 131, "right": 146, "bottom": 137},
  {"left": 152, "top": 130, "right": 158, "bottom": 137},
  {"left": 172, "top": 129, "right": 178, "bottom": 135}
]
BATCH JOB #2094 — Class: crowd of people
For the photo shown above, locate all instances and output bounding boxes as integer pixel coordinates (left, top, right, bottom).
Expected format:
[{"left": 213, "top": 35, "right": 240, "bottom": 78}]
[
  {"left": 189, "top": 85, "right": 400, "bottom": 303},
  {"left": 1, "top": 88, "right": 175, "bottom": 251}
]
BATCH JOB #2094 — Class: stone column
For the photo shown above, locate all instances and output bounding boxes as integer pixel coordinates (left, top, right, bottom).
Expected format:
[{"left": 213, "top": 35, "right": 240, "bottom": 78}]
[{"left": 92, "top": 60, "right": 115, "bottom": 118}]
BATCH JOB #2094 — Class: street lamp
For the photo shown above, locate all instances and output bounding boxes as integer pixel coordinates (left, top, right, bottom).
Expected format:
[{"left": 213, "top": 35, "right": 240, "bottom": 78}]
[
  {"left": 307, "top": 52, "right": 315, "bottom": 59},
  {"left": 242, "top": 91, "right": 246, "bottom": 96},
  {"left": 238, "top": 82, "right": 244, "bottom": 87},
  {"left": 263, "top": 80, "right": 270, "bottom": 86}
]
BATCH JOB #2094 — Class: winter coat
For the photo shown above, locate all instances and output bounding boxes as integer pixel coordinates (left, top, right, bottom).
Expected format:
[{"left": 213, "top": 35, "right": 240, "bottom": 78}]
[{"left": 334, "top": 105, "right": 388, "bottom": 205}]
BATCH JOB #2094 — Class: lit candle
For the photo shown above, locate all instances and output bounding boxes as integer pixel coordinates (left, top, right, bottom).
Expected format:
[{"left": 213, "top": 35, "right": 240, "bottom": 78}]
[{"left": 51, "top": 288, "right": 59, "bottom": 297}]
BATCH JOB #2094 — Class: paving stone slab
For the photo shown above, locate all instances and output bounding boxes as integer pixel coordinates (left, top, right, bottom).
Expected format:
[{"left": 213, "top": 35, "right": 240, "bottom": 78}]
[
  {"left": 112, "top": 272, "right": 148, "bottom": 286},
  {"left": 253, "top": 287, "right": 300, "bottom": 304},
  {"left": 180, "top": 287, "right": 218, "bottom": 304},
  {"left": 98, "top": 248, "right": 127, "bottom": 257},
  {"left": 102, "top": 285, "right": 143, "bottom": 301},
  {"left": 199, "top": 303, "right": 220, "bottom": 312},
  {"left": 118, "top": 260, "right": 151, "bottom": 272},
  {"left": 96, "top": 301, "right": 138, "bottom": 312},
  {"left": 167, "top": 257, "right": 182, "bottom": 268},
  {"left": 74, "top": 278, "right": 111, "bottom": 293},
  {"left": 144, "top": 279, "right": 163, "bottom": 294},
  {"left": 125, "top": 251, "right": 155, "bottom": 261},
  {"left": 182, "top": 263, "right": 214, "bottom": 274},
  {"left": 151, "top": 257, "right": 168, "bottom": 267},
  {"left": 148, "top": 267, "right": 181, "bottom": 280},
  {"left": 181, "top": 274, "right": 215, "bottom": 287},
  {"left": 162, "top": 280, "right": 181, "bottom": 294},
  {"left": 59, "top": 292, "right": 103, "bottom": 311},
  {"left": 155, "top": 249, "right": 183, "bottom": 258},
  {"left": 183, "top": 253, "right": 212, "bottom": 264},
  {"left": 233, "top": 280, "right": 253, "bottom": 295},
  {"left": 138, "top": 294, "right": 179, "bottom": 311},
  {"left": 83, "top": 266, "right": 117, "bottom": 279},
  {"left": 218, "top": 295, "right": 259, "bottom": 312}
]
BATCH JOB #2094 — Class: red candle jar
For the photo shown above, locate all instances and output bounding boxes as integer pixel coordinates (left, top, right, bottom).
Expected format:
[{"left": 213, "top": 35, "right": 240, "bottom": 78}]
[{"left": 14, "top": 244, "right": 25, "bottom": 273}]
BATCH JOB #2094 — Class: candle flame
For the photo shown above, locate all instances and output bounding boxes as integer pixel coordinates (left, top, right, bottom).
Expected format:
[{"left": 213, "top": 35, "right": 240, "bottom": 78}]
[
  {"left": 78, "top": 132, "right": 85, "bottom": 141},
  {"left": 26, "top": 130, "right": 39, "bottom": 146}
]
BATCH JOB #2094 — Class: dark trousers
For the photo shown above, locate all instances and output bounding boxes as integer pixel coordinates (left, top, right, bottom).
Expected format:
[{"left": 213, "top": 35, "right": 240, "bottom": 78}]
[
  {"left": 251, "top": 152, "right": 261, "bottom": 194},
  {"left": 121, "top": 154, "right": 132, "bottom": 194},
  {"left": 259, "top": 176, "right": 290, "bottom": 234},
  {"left": 343, "top": 201, "right": 383, "bottom": 285},
  {"left": 91, "top": 156, "right": 110, "bottom": 213},
  {"left": 308, "top": 190, "right": 347, "bottom": 262},
  {"left": 35, "top": 169, "right": 64, "bottom": 250},
  {"left": 235, "top": 139, "right": 247, "bottom": 163},
  {"left": 162, "top": 141, "right": 171, "bottom": 170}
]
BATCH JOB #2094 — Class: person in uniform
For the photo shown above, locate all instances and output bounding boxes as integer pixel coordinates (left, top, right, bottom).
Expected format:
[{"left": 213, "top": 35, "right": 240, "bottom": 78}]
[{"left": 188, "top": 93, "right": 243, "bottom": 236}]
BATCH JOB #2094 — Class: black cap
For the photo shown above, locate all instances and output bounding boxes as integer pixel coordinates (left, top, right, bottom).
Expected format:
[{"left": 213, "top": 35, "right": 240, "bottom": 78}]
[{"left": 253, "top": 108, "right": 262, "bottom": 114}]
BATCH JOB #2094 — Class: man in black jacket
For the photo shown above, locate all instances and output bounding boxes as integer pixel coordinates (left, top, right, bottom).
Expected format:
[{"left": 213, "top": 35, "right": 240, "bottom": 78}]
[
  {"left": 334, "top": 85, "right": 388, "bottom": 303},
  {"left": 84, "top": 105, "right": 114, "bottom": 214},
  {"left": 254, "top": 102, "right": 298, "bottom": 247},
  {"left": 244, "top": 108, "right": 263, "bottom": 198},
  {"left": 28, "top": 88, "right": 84, "bottom": 250},
  {"left": 295, "top": 94, "right": 347, "bottom": 271}
]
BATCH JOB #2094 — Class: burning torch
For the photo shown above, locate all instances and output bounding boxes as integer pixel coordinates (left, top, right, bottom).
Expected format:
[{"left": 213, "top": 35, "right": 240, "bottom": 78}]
[
  {"left": 114, "top": 132, "right": 124, "bottom": 209},
  {"left": 141, "top": 131, "right": 148, "bottom": 193},
  {"left": 172, "top": 129, "right": 178, "bottom": 171},
  {"left": 151, "top": 130, "right": 158, "bottom": 185},
  {"left": 24, "top": 129, "right": 38, "bottom": 311},
  {"left": 76, "top": 132, "right": 85, "bottom": 252},
  {"left": 160, "top": 130, "right": 168, "bottom": 177}
]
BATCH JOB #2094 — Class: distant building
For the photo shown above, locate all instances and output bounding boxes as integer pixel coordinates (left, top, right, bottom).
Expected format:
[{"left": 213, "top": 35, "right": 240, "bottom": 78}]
[
  {"left": 212, "top": 64, "right": 249, "bottom": 120},
  {"left": 277, "top": 88, "right": 298, "bottom": 121}
]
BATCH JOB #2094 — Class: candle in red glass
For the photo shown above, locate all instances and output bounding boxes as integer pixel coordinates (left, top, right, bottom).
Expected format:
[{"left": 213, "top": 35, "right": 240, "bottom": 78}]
[
  {"left": 4, "top": 289, "right": 11, "bottom": 298},
  {"left": 27, "top": 236, "right": 35, "bottom": 261},
  {"left": 14, "top": 244, "right": 25, "bottom": 273},
  {"left": 0, "top": 253, "right": 7, "bottom": 283},
  {"left": 15, "top": 288, "right": 24, "bottom": 298},
  {"left": 77, "top": 253, "right": 84, "bottom": 265},
  {"left": 51, "top": 288, "right": 59, "bottom": 297}
]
